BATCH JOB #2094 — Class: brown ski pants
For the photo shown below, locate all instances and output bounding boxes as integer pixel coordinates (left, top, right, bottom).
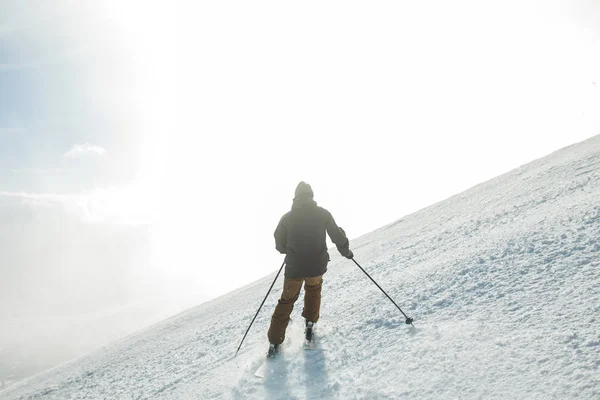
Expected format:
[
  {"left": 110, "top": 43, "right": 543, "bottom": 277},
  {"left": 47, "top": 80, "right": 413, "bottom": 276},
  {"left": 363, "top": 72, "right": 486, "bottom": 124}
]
[{"left": 267, "top": 276, "right": 323, "bottom": 345}]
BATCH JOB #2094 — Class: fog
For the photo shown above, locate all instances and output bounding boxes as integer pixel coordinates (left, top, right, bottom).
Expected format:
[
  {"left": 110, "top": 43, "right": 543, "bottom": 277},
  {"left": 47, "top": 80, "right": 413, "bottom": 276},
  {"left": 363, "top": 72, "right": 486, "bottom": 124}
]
[{"left": 0, "top": 195, "right": 205, "bottom": 384}]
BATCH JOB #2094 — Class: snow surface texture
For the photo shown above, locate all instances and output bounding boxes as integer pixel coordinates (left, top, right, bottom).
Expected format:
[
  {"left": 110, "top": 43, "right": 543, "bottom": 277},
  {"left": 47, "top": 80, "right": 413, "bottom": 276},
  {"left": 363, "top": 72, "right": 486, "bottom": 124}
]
[{"left": 2, "top": 135, "right": 600, "bottom": 399}]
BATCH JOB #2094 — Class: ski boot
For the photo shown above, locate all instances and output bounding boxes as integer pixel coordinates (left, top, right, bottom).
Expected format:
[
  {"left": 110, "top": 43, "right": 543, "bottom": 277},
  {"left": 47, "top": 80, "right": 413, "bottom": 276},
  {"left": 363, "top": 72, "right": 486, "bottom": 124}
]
[
  {"left": 305, "top": 320, "right": 314, "bottom": 342},
  {"left": 267, "top": 343, "right": 279, "bottom": 358}
]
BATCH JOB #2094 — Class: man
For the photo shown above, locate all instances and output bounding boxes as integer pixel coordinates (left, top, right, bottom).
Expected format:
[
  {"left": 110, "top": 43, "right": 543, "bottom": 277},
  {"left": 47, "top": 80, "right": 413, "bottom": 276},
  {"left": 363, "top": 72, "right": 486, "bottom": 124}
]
[{"left": 267, "top": 181, "right": 353, "bottom": 356}]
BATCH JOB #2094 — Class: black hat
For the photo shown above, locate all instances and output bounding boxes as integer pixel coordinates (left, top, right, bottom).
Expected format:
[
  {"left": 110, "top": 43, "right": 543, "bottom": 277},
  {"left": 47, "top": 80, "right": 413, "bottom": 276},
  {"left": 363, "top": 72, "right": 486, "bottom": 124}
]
[{"left": 294, "top": 181, "right": 314, "bottom": 199}]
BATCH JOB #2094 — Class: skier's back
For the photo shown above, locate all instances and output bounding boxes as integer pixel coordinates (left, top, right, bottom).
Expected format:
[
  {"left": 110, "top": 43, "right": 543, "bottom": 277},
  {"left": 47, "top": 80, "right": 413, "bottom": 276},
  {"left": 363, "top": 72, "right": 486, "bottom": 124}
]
[{"left": 267, "top": 181, "right": 353, "bottom": 355}]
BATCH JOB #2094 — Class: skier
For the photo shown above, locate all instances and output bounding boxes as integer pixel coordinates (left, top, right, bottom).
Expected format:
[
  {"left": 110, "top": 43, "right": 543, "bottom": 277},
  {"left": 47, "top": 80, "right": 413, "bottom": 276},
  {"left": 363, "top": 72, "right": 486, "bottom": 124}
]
[{"left": 267, "top": 181, "right": 353, "bottom": 356}]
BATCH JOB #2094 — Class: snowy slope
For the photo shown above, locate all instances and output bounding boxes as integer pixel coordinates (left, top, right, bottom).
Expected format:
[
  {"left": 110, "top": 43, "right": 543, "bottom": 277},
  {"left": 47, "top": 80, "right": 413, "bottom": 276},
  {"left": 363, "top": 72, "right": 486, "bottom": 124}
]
[{"left": 2, "top": 135, "right": 600, "bottom": 399}]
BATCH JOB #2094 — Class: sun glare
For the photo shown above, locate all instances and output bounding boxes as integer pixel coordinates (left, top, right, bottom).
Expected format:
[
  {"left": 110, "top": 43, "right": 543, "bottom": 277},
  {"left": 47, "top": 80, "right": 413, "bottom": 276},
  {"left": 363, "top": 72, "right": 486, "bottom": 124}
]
[{"left": 69, "top": 0, "right": 600, "bottom": 298}]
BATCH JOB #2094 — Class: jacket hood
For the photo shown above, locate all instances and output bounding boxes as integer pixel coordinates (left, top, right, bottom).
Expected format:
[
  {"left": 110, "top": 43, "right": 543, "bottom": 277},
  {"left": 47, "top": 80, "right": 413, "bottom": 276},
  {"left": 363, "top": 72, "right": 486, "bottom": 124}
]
[{"left": 294, "top": 181, "right": 314, "bottom": 200}]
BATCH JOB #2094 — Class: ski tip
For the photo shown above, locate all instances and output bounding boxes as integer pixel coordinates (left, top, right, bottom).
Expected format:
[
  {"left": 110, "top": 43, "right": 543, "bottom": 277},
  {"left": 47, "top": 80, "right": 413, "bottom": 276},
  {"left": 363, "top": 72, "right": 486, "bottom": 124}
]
[
  {"left": 254, "top": 364, "right": 267, "bottom": 378},
  {"left": 303, "top": 340, "right": 316, "bottom": 350}
]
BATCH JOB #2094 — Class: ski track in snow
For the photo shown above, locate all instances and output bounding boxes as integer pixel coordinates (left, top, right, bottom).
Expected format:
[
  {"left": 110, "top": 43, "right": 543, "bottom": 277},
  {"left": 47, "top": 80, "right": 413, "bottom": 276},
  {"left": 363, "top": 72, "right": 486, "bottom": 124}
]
[{"left": 2, "top": 135, "right": 600, "bottom": 399}]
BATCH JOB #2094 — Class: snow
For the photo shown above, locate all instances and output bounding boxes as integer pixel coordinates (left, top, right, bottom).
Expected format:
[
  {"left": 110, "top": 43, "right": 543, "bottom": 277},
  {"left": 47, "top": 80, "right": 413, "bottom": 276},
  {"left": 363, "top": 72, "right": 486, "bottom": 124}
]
[{"left": 2, "top": 135, "right": 600, "bottom": 399}]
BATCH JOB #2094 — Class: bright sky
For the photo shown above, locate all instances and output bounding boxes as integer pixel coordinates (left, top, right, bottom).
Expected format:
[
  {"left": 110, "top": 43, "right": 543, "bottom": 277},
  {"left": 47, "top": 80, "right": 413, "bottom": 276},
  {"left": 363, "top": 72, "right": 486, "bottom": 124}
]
[{"left": 1, "top": 0, "right": 599, "bottom": 300}]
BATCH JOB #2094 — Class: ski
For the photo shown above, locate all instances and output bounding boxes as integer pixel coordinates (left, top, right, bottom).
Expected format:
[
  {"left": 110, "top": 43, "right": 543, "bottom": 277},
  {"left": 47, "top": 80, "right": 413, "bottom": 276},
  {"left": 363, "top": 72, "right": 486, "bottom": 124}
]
[
  {"left": 254, "top": 360, "right": 270, "bottom": 378},
  {"left": 303, "top": 338, "right": 316, "bottom": 350},
  {"left": 254, "top": 343, "right": 280, "bottom": 377}
]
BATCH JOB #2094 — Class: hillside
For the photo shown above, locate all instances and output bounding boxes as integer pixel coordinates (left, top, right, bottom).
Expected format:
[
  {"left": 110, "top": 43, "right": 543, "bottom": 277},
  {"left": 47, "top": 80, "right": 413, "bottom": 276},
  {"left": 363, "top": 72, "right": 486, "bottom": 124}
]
[{"left": 2, "top": 135, "right": 599, "bottom": 399}]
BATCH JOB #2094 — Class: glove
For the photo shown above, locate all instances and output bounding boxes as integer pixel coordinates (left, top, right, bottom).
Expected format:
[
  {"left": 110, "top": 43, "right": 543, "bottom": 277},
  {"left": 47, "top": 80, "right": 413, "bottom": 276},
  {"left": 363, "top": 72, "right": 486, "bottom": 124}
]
[{"left": 344, "top": 249, "right": 354, "bottom": 259}]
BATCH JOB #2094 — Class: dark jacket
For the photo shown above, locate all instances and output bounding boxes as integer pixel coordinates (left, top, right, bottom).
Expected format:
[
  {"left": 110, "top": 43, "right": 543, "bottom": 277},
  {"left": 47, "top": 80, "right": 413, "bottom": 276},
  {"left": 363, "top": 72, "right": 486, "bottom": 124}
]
[{"left": 274, "top": 196, "right": 350, "bottom": 278}]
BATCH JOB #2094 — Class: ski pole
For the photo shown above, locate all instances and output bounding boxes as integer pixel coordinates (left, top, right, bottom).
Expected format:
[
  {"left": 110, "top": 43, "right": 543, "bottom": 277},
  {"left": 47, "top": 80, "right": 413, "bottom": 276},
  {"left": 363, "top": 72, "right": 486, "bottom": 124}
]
[
  {"left": 351, "top": 258, "right": 414, "bottom": 326},
  {"left": 235, "top": 261, "right": 285, "bottom": 356}
]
